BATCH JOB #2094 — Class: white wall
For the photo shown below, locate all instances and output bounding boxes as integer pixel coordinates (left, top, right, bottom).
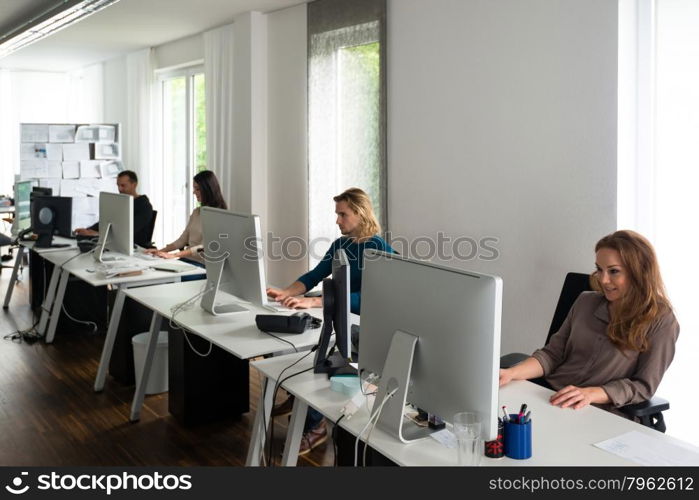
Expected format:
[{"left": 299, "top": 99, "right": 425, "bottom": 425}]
[
  {"left": 154, "top": 33, "right": 204, "bottom": 70},
  {"left": 266, "top": 4, "right": 308, "bottom": 287},
  {"left": 0, "top": 71, "right": 70, "bottom": 194},
  {"left": 386, "top": 0, "right": 618, "bottom": 354},
  {"left": 97, "top": 0, "right": 619, "bottom": 359},
  {"left": 103, "top": 57, "right": 128, "bottom": 154}
]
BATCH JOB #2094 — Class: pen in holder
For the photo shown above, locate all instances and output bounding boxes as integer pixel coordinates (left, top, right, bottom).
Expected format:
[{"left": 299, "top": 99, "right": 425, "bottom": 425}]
[{"left": 504, "top": 414, "right": 532, "bottom": 459}]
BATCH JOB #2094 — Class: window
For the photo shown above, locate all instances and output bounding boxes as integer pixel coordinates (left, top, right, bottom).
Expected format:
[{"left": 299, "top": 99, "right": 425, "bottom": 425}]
[
  {"left": 158, "top": 67, "right": 206, "bottom": 245},
  {"left": 618, "top": 0, "right": 698, "bottom": 446},
  {"left": 307, "top": 0, "right": 386, "bottom": 266}
]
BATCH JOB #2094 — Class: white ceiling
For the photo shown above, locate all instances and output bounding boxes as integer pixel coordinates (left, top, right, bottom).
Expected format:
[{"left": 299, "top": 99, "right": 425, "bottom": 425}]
[{"left": 0, "top": 0, "right": 306, "bottom": 72}]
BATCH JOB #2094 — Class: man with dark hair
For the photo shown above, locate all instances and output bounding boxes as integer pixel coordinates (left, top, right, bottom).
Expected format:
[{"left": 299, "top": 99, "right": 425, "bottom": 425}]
[{"left": 75, "top": 170, "right": 154, "bottom": 247}]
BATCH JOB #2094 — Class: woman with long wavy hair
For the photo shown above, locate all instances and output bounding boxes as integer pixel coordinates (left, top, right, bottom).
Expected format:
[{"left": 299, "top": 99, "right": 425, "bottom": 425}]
[
  {"left": 499, "top": 230, "right": 679, "bottom": 414},
  {"left": 146, "top": 170, "right": 226, "bottom": 265}
]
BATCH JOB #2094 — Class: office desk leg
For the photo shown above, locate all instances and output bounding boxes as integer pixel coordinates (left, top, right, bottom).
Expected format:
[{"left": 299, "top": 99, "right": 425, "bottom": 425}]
[
  {"left": 130, "top": 312, "right": 163, "bottom": 422},
  {"left": 94, "top": 287, "right": 126, "bottom": 392},
  {"left": 37, "top": 264, "right": 62, "bottom": 337},
  {"left": 280, "top": 398, "right": 308, "bottom": 467},
  {"left": 3, "top": 246, "right": 24, "bottom": 309},
  {"left": 44, "top": 270, "right": 70, "bottom": 344},
  {"left": 245, "top": 376, "right": 275, "bottom": 466}
]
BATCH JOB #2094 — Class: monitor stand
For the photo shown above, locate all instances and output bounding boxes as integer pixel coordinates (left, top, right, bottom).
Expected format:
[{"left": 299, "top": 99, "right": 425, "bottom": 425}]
[
  {"left": 199, "top": 259, "right": 248, "bottom": 315},
  {"left": 313, "top": 293, "right": 356, "bottom": 378},
  {"left": 371, "top": 329, "right": 435, "bottom": 443},
  {"left": 34, "top": 232, "right": 54, "bottom": 248},
  {"left": 93, "top": 222, "right": 111, "bottom": 262}
]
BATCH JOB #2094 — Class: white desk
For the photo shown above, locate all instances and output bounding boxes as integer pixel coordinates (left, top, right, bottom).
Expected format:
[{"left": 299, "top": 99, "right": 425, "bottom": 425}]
[
  {"left": 118, "top": 281, "right": 324, "bottom": 422},
  {"left": 2, "top": 236, "right": 78, "bottom": 309},
  {"left": 248, "top": 352, "right": 695, "bottom": 467},
  {"left": 33, "top": 249, "right": 203, "bottom": 346}
]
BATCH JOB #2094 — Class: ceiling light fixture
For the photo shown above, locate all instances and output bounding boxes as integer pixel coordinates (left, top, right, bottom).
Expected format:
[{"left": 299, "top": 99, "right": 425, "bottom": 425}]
[{"left": 0, "top": 0, "right": 122, "bottom": 59}]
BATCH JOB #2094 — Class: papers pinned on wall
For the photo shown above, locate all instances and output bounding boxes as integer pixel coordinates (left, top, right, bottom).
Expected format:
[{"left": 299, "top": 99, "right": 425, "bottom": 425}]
[
  {"left": 46, "top": 161, "right": 63, "bottom": 179},
  {"left": 46, "top": 143, "right": 63, "bottom": 161},
  {"left": 49, "top": 124, "right": 76, "bottom": 143},
  {"left": 62, "top": 143, "right": 90, "bottom": 161},
  {"left": 20, "top": 143, "right": 45, "bottom": 160},
  {"left": 80, "top": 160, "right": 102, "bottom": 178},
  {"left": 20, "top": 159, "right": 48, "bottom": 180},
  {"left": 62, "top": 161, "right": 80, "bottom": 179},
  {"left": 20, "top": 124, "right": 49, "bottom": 143},
  {"left": 98, "top": 178, "right": 118, "bottom": 193},
  {"left": 100, "top": 161, "right": 121, "bottom": 178},
  {"left": 38, "top": 179, "right": 61, "bottom": 196},
  {"left": 72, "top": 196, "right": 99, "bottom": 230},
  {"left": 76, "top": 124, "right": 116, "bottom": 143},
  {"left": 94, "top": 142, "right": 120, "bottom": 160}
]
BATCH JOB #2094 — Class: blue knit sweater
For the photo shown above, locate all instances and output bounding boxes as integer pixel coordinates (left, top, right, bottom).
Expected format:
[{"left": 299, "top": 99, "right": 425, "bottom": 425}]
[{"left": 297, "top": 235, "right": 394, "bottom": 314}]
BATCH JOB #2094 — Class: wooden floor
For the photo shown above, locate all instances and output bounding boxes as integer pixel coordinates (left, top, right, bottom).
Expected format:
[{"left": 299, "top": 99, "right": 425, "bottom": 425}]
[{"left": 0, "top": 255, "right": 334, "bottom": 466}]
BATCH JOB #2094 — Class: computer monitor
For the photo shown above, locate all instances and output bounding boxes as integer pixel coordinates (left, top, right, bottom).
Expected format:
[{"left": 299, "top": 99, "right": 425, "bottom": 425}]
[
  {"left": 30, "top": 186, "right": 52, "bottom": 201},
  {"left": 13, "top": 180, "right": 32, "bottom": 234},
  {"left": 359, "top": 250, "right": 502, "bottom": 443},
  {"left": 31, "top": 196, "right": 73, "bottom": 248},
  {"left": 199, "top": 207, "right": 267, "bottom": 315},
  {"left": 94, "top": 192, "right": 133, "bottom": 262},
  {"left": 313, "top": 249, "right": 353, "bottom": 376}
]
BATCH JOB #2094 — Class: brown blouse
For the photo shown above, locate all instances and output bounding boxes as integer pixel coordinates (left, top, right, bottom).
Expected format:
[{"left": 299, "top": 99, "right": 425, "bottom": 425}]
[{"left": 531, "top": 291, "right": 679, "bottom": 408}]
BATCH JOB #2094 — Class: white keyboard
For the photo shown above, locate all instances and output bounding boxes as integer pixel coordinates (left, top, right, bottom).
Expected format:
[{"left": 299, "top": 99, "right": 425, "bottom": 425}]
[
  {"left": 133, "top": 252, "right": 160, "bottom": 261},
  {"left": 263, "top": 300, "right": 294, "bottom": 313}
]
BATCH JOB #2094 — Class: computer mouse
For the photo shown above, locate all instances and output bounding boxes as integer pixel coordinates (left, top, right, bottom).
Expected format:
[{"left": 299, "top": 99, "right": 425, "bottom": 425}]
[{"left": 291, "top": 312, "right": 311, "bottom": 319}]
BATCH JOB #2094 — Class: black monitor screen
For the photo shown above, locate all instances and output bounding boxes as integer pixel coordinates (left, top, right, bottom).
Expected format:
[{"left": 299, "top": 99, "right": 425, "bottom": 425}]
[
  {"left": 30, "top": 186, "right": 52, "bottom": 201},
  {"left": 31, "top": 196, "right": 72, "bottom": 248}
]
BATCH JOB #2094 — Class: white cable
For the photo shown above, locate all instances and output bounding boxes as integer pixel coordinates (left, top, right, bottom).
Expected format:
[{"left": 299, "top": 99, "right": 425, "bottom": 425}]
[
  {"left": 354, "top": 386, "right": 398, "bottom": 467},
  {"left": 61, "top": 304, "right": 98, "bottom": 332},
  {"left": 168, "top": 284, "right": 215, "bottom": 357}
]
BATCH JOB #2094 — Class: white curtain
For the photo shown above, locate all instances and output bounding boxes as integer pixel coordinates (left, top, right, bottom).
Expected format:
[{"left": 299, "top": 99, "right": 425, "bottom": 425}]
[
  {"left": 204, "top": 23, "right": 235, "bottom": 207},
  {"left": 67, "top": 63, "right": 104, "bottom": 123},
  {"left": 0, "top": 69, "right": 14, "bottom": 196},
  {"left": 125, "top": 48, "right": 159, "bottom": 236},
  {"left": 618, "top": 0, "right": 699, "bottom": 447}
]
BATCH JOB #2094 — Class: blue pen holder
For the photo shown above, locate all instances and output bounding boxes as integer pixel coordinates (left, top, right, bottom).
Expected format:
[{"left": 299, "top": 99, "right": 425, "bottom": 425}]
[{"left": 504, "top": 414, "right": 532, "bottom": 459}]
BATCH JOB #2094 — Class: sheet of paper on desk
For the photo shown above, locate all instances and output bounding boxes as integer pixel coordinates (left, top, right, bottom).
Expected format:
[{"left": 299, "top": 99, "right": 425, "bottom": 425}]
[
  {"left": 430, "top": 429, "right": 456, "bottom": 449},
  {"left": 429, "top": 428, "right": 457, "bottom": 449},
  {"left": 46, "top": 143, "right": 63, "bottom": 161},
  {"left": 21, "top": 124, "right": 48, "bottom": 143},
  {"left": 594, "top": 431, "right": 699, "bottom": 466},
  {"left": 49, "top": 124, "right": 76, "bottom": 143}
]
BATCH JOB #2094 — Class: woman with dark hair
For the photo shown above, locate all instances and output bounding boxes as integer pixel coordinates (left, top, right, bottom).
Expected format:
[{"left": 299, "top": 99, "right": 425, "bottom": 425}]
[
  {"left": 146, "top": 170, "right": 227, "bottom": 264},
  {"left": 499, "top": 230, "right": 679, "bottom": 414}
]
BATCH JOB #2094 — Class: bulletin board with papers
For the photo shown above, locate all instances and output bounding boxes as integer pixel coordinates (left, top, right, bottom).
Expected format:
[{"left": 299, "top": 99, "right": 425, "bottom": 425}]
[{"left": 19, "top": 123, "right": 122, "bottom": 230}]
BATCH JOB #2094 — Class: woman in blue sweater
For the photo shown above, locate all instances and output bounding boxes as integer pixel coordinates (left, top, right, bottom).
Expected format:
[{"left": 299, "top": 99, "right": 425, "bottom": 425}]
[
  {"left": 266, "top": 187, "right": 394, "bottom": 455},
  {"left": 267, "top": 187, "right": 393, "bottom": 315}
]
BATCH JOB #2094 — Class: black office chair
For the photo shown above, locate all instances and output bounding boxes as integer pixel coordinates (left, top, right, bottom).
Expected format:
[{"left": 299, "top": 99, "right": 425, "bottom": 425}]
[
  {"left": 145, "top": 210, "right": 157, "bottom": 248},
  {"left": 500, "top": 272, "right": 670, "bottom": 433}
]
